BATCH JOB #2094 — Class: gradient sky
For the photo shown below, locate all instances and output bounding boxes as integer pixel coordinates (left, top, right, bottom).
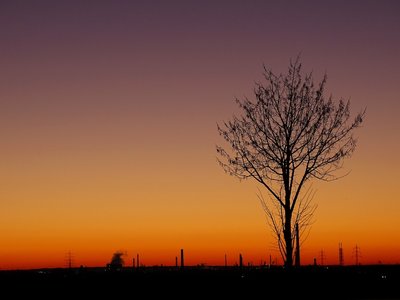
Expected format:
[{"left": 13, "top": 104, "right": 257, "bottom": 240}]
[{"left": 0, "top": 0, "right": 399, "bottom": 269}]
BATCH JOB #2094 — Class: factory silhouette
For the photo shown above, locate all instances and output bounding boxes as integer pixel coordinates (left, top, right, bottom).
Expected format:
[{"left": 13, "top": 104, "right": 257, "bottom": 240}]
[{"left": 99, "top": 242, "right": 361, "bottom": 271}]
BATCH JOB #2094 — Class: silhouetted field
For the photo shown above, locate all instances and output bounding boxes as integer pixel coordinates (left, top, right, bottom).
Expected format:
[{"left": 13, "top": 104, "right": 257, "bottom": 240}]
[{"left": 0, "top": 265, "right": 399, "bottom": 299}]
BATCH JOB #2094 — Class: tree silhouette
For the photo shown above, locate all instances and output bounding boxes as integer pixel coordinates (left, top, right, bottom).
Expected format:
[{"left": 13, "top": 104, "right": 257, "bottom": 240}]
[{"left": 217, "top": 58, "right": 365, "bottom": 268}]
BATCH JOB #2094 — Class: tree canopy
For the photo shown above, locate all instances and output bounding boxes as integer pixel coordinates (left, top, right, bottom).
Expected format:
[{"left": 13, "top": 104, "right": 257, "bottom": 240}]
[{"left": 217, "top": 58, "right": 365, "bottom": 267}]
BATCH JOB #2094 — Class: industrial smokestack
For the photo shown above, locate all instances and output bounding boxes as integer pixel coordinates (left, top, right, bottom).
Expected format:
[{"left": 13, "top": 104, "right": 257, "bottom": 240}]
[
  {"left": 111, "top": 251, "right": 124, "bottom": 265},
  {"left": 180, "top": 249, "right": 184, "bottom": 268},
  {"left": 107, "top": 251, "right": 124, "bottom": 271},
  {"left": 339, "top": 243, "right": 344, "bottom": 266},
  {"left": 295, "top": 222, "right": 300, "bottom": 267},
  {"left": 239, "top": 253, "right": 243, "bottom": 268}
]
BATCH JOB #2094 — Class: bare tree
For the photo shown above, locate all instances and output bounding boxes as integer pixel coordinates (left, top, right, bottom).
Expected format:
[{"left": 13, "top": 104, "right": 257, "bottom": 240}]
[{"left": 216, "top": 58, "right": 365, "bottom": 268}]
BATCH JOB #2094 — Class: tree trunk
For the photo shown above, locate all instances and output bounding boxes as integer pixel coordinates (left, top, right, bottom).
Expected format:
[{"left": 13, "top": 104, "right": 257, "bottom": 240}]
[{"left": 284, "top": 208, "right": 293, "bottom": 268}]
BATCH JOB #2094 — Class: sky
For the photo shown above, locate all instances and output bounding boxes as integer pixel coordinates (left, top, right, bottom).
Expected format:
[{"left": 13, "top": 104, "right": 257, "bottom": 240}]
[{"left": 0, "top": 0, "right": 399, "bottom": 269}]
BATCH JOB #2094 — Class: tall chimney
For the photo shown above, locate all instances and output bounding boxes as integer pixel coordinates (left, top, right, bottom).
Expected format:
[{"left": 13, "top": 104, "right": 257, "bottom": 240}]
[
  {"left": 295, "top": 222, "right": 300, "bottom": 267},
  {"left": 224, "top": 254, "right": 227, "bottom": 267},
  {"left": 339, "top": 242, "right": 344, "bottom": 266},
  {"left": 239, "top": 253, "right": 243, "bottom": 268},
  {"left": 180, "top": 249, "right": 184, "bottom": 268}
]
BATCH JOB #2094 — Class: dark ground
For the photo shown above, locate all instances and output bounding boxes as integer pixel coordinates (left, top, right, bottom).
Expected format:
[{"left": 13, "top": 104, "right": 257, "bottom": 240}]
[{"left": 0, "top": 265, "right": 399, "bottom": 299}]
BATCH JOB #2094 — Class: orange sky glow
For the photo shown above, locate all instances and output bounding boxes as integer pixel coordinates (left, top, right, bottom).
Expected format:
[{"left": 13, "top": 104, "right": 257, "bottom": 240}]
[{"left": 0, "top": 1, "right": 399, "bottom": 269}]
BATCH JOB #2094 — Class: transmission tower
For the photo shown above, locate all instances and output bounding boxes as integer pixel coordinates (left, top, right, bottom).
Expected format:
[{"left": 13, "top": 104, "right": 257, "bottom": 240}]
[
  {"left": 65, "top": 251, "right": 74, "bottom": 269},
  {"left": 353, "top": 244, "right": 361, "bottom": 265},
  {"left": 320, "top": 249, "right": 326, "bottom": 266}
]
